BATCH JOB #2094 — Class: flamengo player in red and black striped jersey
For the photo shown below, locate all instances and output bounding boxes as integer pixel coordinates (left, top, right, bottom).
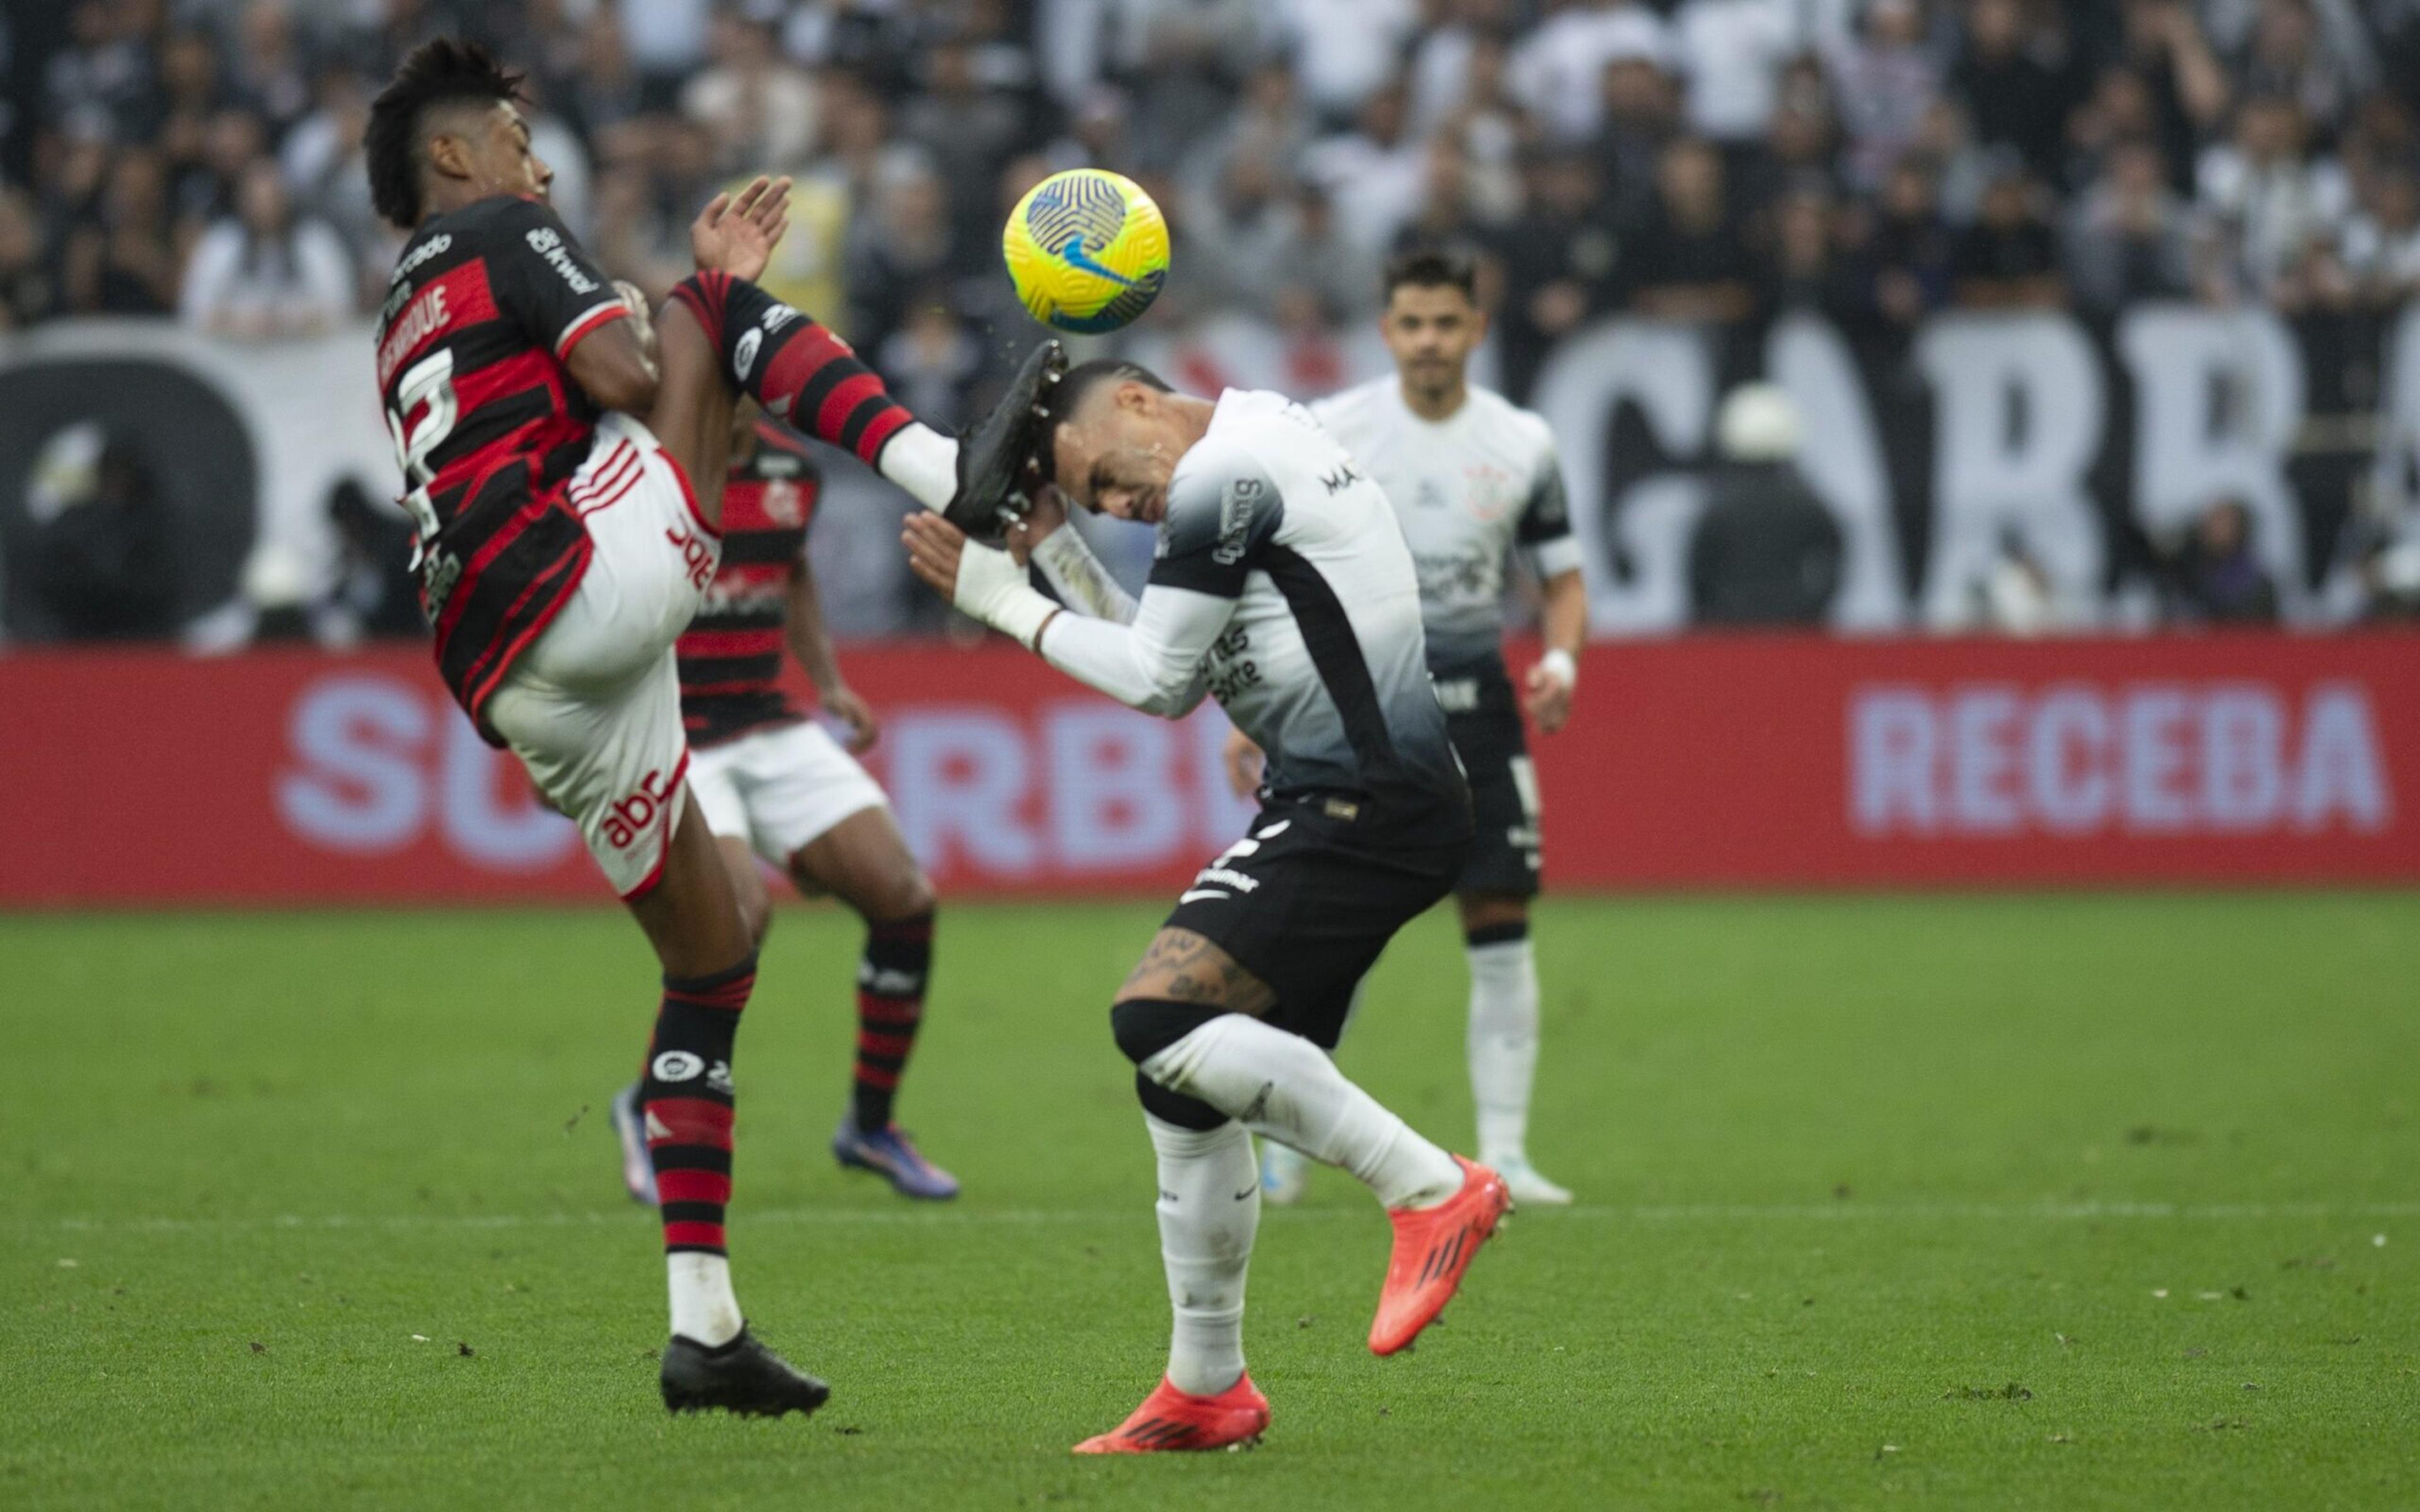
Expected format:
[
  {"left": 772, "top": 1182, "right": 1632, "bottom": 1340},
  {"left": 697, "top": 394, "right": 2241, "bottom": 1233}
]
[
  {"left": 608, "top": 411, "right": 957, "bottom": 1207},
  {"left": 364, "top": 37, "right": 991, "bottom": 1419},
  {"left": 676, "top": 417, "right": 829, "bottom": 748},
  {"left": 373, "top": 190, "right": 635, "bottom": 726}
]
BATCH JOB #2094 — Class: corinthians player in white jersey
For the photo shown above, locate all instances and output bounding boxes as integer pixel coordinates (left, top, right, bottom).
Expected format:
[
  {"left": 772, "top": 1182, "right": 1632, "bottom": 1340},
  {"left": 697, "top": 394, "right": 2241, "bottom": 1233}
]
[
  {"left": 1235, "top": 249, "right": 1588, "bottom": 1208},
  {"left": 902, "top": 353, "right": 1511, "bottom": 1454}
]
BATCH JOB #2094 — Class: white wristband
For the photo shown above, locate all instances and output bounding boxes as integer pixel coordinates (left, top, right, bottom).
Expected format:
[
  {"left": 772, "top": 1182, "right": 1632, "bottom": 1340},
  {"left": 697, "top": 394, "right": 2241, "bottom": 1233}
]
[
  {"left": 1540, "top": 648, "right": 1578, "bottom": 690},
  {"left": 954, "top": 539, "right": 1057, "bottom": 649},
  {"left": 991, "top": 587, "right": 1057, "bottom": 650}
]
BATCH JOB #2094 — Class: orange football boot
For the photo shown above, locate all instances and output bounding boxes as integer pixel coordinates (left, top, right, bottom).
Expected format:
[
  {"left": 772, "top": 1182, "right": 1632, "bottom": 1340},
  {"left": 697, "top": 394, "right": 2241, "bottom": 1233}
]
[
  {"left": 1369, "top": 1156, "right": 1510, "bottom": 1356},
  {"left": 1072, "top": 1372, "right": 1270, "bottom": 1454}
]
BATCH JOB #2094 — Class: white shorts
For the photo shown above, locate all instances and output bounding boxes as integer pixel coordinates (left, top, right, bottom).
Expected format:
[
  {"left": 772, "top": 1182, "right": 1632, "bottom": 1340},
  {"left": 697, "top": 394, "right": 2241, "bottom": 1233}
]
[
  {"left": 689, "top": 719, "right": 890, "bottom": 868},
  {"left": 486, "top": 415, "right": 720, "bottom": 899}
]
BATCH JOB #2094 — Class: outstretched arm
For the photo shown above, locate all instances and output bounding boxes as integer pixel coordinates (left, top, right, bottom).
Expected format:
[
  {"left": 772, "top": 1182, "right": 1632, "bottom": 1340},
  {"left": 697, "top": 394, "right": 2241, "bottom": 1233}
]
[
  {"left": 902, "top": 513, "right": 1214, "bottom": 716},
  {"left": 1035, "top": 582, "right": 1219, "bottom": 716},
  {"left": 903, "top": 440, "right": 1280, "bottom": 718}
]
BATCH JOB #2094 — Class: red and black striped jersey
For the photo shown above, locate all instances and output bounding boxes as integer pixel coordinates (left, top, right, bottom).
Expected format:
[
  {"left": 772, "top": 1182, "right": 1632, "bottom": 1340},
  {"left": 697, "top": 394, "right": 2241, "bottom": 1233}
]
[
  {"left": 676, "top": 420, "right": 822, "bottom": 748},
  {"left": 374, "top": 193, "right": 631, "bottom": 737}
]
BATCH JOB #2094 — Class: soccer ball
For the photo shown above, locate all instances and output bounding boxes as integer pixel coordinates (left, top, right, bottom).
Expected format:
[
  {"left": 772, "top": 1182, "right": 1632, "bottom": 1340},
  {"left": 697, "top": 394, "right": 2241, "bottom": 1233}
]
[{"left": 1002, "top": 169, "right": 1170, "bottom": 334}]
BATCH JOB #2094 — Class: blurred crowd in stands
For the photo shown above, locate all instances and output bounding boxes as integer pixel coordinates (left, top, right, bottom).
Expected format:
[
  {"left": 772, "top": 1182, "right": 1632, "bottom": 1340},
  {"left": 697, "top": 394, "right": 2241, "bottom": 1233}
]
[{"left": 4, "top": 0, "right": 2419, "bottom": 640}]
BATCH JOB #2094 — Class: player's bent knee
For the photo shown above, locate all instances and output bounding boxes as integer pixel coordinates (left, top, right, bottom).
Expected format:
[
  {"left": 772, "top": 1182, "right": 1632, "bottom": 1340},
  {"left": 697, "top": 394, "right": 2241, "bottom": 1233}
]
[
  {"left": 865, "top": 868, "right": 935, "bottom": 924},
  {"left": 1110, "top": 997, "right": 1226, "bottom": 1067}
]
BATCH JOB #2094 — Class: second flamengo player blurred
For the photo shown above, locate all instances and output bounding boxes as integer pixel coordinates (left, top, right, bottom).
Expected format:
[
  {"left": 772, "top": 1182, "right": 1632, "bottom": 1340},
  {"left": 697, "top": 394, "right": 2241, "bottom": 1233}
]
[
  {"left": 612, "top": 405, "right": 957, "bottom": 1206},
  {"left": 1234, "top": 248, "right": 1588, "bottom": 1208}
]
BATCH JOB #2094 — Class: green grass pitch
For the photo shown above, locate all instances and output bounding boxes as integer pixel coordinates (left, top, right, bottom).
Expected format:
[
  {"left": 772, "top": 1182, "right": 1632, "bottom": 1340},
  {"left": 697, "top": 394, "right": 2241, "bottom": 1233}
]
[{"left": 4, "top": 894, "right": 2417, "bottom": 1509}]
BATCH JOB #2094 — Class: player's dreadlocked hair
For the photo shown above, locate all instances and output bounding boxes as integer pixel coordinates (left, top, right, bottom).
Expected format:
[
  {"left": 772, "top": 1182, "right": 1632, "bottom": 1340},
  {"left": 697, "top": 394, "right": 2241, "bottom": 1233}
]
[
  {"left": 364, "top": 38, "right": 527, "bottom": 230},
  {"left": 1034, "top": 359, "right": 1170, "bottom": 485}
]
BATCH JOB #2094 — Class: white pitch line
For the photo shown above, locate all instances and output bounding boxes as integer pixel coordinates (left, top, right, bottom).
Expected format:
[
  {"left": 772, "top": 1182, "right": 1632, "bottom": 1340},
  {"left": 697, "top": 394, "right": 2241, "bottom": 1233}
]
[{"left": 16, "top": 1200, "right": 2420, "bottom": 1235}]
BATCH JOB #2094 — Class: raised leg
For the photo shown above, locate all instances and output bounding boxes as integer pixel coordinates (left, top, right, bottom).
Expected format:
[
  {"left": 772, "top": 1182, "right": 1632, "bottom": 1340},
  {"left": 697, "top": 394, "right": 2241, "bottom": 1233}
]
[{"left": 640, "top": 297, "right": 742, "bottom": 533}]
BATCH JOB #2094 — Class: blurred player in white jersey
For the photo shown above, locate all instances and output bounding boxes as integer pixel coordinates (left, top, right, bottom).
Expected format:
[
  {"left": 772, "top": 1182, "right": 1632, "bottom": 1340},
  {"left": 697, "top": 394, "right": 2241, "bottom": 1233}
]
[{"left": 1232, "top": 248, "right": 1587, "bottom": 1207}]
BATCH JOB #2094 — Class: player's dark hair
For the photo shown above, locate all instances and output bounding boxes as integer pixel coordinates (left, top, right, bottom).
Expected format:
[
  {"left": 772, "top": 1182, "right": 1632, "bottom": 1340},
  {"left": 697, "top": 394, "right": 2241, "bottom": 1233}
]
[
  {"left": 364, "top": 38, "right": 526, "bottom": 230},
  {"left": 1034, "top": 358, "right": 1170, "bottom": 484},
  {"left": 1381, "top": 246, "right": 1479, "bottom": 306}
]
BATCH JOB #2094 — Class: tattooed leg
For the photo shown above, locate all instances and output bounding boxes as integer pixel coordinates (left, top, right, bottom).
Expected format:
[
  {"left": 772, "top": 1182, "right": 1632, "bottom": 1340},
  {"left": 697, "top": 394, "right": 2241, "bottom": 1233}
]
[{"left": 1117, "top": 928, "right": 1276, "bottom": 1017}]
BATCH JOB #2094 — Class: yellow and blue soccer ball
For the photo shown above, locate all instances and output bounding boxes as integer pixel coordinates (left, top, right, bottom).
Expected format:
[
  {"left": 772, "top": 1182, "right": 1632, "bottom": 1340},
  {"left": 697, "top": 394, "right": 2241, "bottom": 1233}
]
[{"left": 1002, "top": 169, "right": 1170, "bottom": 334}]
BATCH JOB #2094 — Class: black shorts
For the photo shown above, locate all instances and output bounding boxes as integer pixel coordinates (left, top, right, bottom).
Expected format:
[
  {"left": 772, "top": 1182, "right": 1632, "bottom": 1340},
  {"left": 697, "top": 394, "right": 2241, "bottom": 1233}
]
[
  {"left": 1164, "top": 801, "right": 1466, "bottom": 1050},
  {"left": 1437, "top": 663, "right": 1542, "bottom": 899}
]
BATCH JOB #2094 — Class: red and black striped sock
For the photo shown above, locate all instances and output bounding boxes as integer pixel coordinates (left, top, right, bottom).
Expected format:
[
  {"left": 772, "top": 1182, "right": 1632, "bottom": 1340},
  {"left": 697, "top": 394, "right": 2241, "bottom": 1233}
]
[
  {"left": 669, "top": 271, "right": 913, "bottom": 466},
  {"left": 851, "top": 910, "right": 935, "bottom": 1132},
  {"left": 642, "top": 954, "right": 756, "bottom": 1255}
]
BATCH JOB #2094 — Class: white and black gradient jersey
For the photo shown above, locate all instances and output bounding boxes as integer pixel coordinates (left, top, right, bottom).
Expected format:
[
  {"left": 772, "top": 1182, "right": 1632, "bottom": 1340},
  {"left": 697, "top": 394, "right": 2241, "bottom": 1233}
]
[
  {"left": 1310, "top": 378, "right": 1582, "bottom": 677},
  {"left": 1035, "top": 389, "right": 1470, "bottom": 839}
]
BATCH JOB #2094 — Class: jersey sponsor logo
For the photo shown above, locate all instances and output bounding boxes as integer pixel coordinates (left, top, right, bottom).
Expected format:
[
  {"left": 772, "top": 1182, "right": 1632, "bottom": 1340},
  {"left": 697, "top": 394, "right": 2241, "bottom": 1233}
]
[
  {"left": 523, "top": 226, "right": 600, "bottom": 295},
  {"left": 652, "top": 1050, "right": 705, "bottom": 1082},
  {"left": 1318, "top": 462, "right": 1363, "bottom": 495},
  {"left": 1413, "top": 546, "right": 1500, "bottom": 604},
  {"left": 665, "top": 522, "right": 718, "bottom": 592},
  {"left": 1214, "top": 476, "right": 1263, "bottom": 566},
  {"left": 1205, "top": 659, "right": 1262, "bottom": 704},
  {"left": 761, "top": 303, "right": 800, "bottom": 334},
  {"left": 390, "top": 232, "right": 452, "bottom": 284},
  {"left": 734, "top": 326, "right": 763, "bottom": 382},
  {"left": 420, "top": 548, "right": 462, "bottom": 618},
  {"left": 1190, "top": 865, "right": 1260, "bottom": 893},
  {"left": 379, "top": 277, "right": 416, "bottom": 326},
  {"left": 1205, "top": 624, "right": 1259, "bottom": 704},
  {"left": 602, "top": 767, "right": 679, "bottom": 850}
]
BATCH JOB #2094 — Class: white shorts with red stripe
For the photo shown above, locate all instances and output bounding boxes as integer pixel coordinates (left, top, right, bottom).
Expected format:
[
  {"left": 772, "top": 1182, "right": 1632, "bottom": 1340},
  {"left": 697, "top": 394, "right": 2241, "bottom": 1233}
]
[{"left": 487, "top": 413, "right": 720, "bottom": 900}]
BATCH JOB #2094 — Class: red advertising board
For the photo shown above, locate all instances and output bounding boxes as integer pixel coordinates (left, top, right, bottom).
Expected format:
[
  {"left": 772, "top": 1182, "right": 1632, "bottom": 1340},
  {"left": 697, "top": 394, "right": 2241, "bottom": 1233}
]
[{"left": 1, "top": 634, "right": 2412, "bottom": 906}]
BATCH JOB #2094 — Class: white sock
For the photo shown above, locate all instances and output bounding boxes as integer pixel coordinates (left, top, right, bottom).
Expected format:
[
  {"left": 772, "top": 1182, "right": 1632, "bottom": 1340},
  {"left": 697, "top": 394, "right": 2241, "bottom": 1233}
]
[
  {"left": 667, "top": 1252, "right": 743, "bottom": 1346},
  {"left": 1140, "top": 1014, "right": 1463, "bottom": 1210},
  {"left": 878, "top": 421, "right": 959, "bottom": 512},
  {"left": 1467, "top": 936, "right": 1541, "bottom": 1167},
  {"left": 1146, "top": 1114, "right": 1256, "bottom": 1396}
]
